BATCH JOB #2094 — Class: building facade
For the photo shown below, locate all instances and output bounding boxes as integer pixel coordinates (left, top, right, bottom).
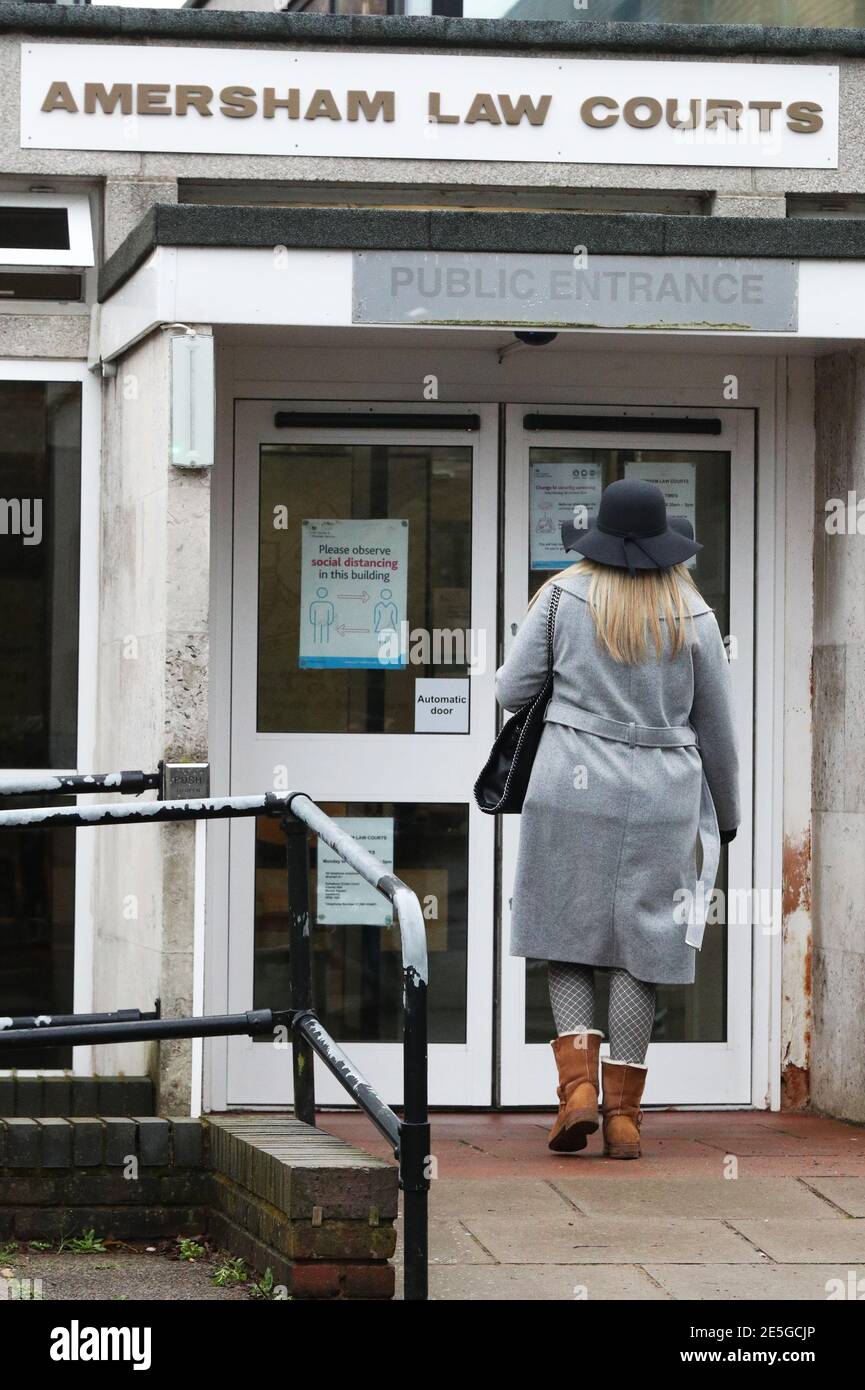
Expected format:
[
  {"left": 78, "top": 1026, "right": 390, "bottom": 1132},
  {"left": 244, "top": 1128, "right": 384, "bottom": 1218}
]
[{"left": 0, "top": 2, "right": 863, "bottom": 1121}]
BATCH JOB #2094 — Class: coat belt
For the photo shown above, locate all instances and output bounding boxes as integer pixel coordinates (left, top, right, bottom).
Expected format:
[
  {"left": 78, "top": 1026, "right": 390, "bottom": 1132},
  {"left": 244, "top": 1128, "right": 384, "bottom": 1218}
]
[
  {"left": 544, "top": 698, "right": 698, "bottom": 748},
  {"left": 543, "top": 698, "right": 719, "bottom": 952}
]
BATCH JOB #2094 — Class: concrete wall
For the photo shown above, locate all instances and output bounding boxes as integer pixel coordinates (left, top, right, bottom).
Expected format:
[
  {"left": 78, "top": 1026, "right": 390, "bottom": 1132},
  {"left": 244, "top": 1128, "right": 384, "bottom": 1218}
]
[
  {"left": 812, "top": 350, "right": 865, "bottom": 1123},
  {"left": 92, "top": 328, "right": 211, "bottom": 1112}
]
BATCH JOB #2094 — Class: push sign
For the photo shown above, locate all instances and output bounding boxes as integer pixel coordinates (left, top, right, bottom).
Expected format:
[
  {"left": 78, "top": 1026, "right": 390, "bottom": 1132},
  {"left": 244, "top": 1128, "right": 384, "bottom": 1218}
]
[{"left": 160, "top": 762, "right": 211, "bottom": 801}]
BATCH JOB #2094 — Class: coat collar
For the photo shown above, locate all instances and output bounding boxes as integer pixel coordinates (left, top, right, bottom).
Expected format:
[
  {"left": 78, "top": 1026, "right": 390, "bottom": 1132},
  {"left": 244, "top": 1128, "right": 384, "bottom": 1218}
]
[{"left": 552, "top": 568, "right": 712, "bottom": 618}]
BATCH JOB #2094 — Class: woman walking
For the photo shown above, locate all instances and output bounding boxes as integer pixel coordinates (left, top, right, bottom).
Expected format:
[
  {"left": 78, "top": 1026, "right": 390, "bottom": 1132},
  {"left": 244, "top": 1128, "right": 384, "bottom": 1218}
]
[{"left": 495, "top": 480, "right": 739, "bottom": 1158}]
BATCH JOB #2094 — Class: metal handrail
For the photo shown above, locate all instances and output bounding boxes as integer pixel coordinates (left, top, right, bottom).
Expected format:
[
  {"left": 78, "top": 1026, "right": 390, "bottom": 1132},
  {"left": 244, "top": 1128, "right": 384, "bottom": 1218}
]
[
  {"left": 0, "top": 770, "right": 160, "bottom": 796},
  {"left": 0, "top": 787, "right": 430, "bottom": 1301}
]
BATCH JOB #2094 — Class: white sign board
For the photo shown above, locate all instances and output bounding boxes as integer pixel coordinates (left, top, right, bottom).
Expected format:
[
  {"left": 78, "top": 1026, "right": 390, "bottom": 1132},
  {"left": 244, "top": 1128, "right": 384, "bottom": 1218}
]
[
  {"left": 414, "top": 678, "right": 470, "bottom": 733},
  {"left": 624, "top": 460, "right": 697, "bottom": 567},
  {"left": 299, "top": 518, "right": 408, "bottom": 670},
  {"left": 316, "top": 817, "right": 394, "bottom": 927},
  {"left": 530, "top": 459, "right": 603, "bottom": 570},
  {"left": 20, "top": 45, "right": 839, "bottom": 169}
]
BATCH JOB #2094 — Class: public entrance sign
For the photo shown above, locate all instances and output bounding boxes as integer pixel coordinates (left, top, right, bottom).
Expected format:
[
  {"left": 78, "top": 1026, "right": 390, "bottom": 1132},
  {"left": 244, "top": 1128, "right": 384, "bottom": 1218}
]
[
  {"left": 298, "top": 517, "right": 409, "bottom": 669},
  {"left": 353, "top": 252, "right": 799, "bottom": 332},
  {"left": 20, "top": 45, "right": 838, "bottom": 169}
]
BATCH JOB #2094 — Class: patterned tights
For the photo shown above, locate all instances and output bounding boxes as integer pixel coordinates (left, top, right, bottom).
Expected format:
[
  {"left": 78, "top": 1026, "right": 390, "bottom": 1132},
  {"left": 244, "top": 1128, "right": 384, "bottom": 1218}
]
[{"left": 547, "top": 961, "right": 656, "bottom": 1065}]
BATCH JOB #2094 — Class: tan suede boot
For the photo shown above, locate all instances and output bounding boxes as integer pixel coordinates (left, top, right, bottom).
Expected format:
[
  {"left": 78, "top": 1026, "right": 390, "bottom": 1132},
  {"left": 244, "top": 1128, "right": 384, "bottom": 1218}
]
[
  {"left": 548, "top": 1030, "right": 603, "bottom": 1153},
  {"left": 601, "top": 1059, "right": 648, "bottom": 1159}
]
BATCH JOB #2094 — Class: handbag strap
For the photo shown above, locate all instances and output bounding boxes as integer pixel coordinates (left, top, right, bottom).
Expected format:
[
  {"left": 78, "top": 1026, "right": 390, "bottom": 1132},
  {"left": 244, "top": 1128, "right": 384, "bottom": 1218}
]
[{"left": 545, "top": 584, "right": 561, "bottom": 677}]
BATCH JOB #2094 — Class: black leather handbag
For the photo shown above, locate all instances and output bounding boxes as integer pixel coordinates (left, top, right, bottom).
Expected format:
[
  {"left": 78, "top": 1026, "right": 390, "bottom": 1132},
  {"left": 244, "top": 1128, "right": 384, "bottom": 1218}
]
[{"left": 474, "top": 585, "right": 561, "bottom": 814}]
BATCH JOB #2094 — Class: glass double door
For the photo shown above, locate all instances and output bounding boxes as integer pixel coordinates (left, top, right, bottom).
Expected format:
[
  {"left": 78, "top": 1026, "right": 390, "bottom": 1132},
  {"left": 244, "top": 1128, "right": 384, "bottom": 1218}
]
[{"left": 227, "top": 400, "right": 754, "bottom": 1108}]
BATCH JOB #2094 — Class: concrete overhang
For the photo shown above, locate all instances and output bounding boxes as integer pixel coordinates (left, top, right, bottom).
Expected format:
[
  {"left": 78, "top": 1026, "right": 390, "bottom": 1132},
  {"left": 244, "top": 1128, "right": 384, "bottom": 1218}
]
[
  {"left": 95, "top": 204, "right": 865, "bottom": 363},
  {"left": 6, "top": 4, "right": 865, "bottom": 59}
]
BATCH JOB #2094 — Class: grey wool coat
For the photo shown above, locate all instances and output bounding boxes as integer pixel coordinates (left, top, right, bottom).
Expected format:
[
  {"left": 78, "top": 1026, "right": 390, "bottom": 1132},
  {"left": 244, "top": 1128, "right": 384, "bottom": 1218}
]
[{"left": 495, "top": 569, "right": 740, "bottom": 985}]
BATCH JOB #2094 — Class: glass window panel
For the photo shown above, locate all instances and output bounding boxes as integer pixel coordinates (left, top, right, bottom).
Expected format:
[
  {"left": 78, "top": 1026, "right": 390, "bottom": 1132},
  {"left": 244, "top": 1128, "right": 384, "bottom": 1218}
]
[
  {"left": 0, "top": 380, "right": 81, "bottom": 769},
  {"left": 0, "top": 793, "right": 76, "bottom": 1068},
  {"left": 257, "top": 442, "right": 472, "bottom": 733},
  {"left": 525, "top": 445, "right": 730, "bottom": 1045},
  {"left": 0, "top": 379, "right": 81, "bottom": 1064},
  {"left": 253, "top": 802, "right": 469, "bottom": 1043}
]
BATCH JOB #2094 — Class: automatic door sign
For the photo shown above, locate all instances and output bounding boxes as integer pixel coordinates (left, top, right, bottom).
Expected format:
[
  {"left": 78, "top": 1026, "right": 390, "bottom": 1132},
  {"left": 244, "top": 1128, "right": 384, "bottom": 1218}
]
[
  {"left": 624, "top": 460, "right": 697, "bottom": 566},
  {"left": 299, "top": 518, "right": 409, "bottom": 669},
  {"left": 530, "top": 459, "right": 603, "bottom": 570},
  {"left": 316, "top": 817, "right": 395, "bottom": 927}
]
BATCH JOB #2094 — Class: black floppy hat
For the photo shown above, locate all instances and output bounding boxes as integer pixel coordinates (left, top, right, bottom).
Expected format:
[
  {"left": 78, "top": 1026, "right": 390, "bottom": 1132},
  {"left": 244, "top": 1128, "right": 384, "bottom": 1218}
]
[
  {"left": 561, "top": 479, "right": 702, "bottom": 576},
  {"left": 668, "top": 515, "right": 695, "bottom": 540}
]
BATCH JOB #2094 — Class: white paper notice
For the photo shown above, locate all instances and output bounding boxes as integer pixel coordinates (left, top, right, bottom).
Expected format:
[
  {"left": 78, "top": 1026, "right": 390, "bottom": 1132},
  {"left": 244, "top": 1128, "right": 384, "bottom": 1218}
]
[
  {"left": 414, "top": 678, "right": 470, "bottom": 733},
  {"left": 623, "top": 461, "right": 697, "bottom": 566},
  {"left": 299, "top": 518, "right": 408, "bottom": 669},
  {"left": 530, "top": 459, "right": 603, "bottom": 570},
  {"left": 316, "top": 817, "right": 395, "bottom": 927}
]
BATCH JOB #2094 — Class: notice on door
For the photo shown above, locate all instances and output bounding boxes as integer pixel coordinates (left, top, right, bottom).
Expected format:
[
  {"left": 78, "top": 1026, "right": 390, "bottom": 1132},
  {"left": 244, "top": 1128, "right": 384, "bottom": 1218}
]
[
  {"left": 530, "top": 459, "right": 603, "bottom": 570},
  {"left": 316, "top": 817, "right": 395, "bottom": 927},
  {"left": 414, "top": 678, "right": 470, "bottom": 732},
  {"left": 624, "top": 461, "right": 697, "bottom": 566},
  {"left": 299, "top": 518, "right": 409, "bottom": 668}
]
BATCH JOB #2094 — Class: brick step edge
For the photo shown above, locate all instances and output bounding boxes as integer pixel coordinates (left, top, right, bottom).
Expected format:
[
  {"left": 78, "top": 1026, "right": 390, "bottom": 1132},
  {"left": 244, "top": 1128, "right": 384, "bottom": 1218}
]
[
  {"left": 207, "top": 1208, "right": 395, "bottom": 1301},
  {"left": 0, "top": 1076, "right": 155, "bottom": 1118}
]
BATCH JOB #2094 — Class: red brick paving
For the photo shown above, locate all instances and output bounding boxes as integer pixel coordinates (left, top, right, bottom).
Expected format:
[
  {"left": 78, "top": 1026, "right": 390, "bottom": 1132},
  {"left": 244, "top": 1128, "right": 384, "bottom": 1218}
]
[{"left": 317, "top": 1110, "right": 865, "bottom": 1179}]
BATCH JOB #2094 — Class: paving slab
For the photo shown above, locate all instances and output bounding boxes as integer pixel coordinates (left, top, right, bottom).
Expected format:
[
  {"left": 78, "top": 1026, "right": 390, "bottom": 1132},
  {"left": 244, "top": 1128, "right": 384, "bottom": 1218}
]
[
  {"left": 396, "top": 1217, "right": 496, "bottom": 1266},
  {"left": 461, "top": 1214, "right": 766, "bottom": 1265},
  {"left": 728, "top": 1218, "right": 865, "bottom": 1263},
  {"left": 644, "top": 1262, "right": 863, "bottom": 1302},
  {"left": 424, "top": 1263, "right": 670, "bottom": 1301},
  {"left": 429, "top": 1177, "right": 573, "bottom": 1220},
  {"left": 551, "top": 1176, "right": 834, "bottom": 1220},
  {"left": 801, "top": 1177, "right": 865, "bottom": 1217}
]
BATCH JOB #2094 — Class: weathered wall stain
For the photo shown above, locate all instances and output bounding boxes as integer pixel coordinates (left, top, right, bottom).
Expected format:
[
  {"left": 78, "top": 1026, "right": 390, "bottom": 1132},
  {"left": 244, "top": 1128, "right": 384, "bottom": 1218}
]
[{"left": 782, "top": 827, "right": 812, "bottom": 919}]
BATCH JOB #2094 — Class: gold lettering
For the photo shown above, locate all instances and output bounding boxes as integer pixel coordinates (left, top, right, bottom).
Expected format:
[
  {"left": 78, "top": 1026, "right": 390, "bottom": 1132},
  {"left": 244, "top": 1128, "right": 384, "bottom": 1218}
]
[
  {"left": 346, "top": 90, "right": 394, "bottom": 123},
  {"left": 786, "top": 100, "right": 823, "bottom": 134},
  {"left": 263, "top": 88, "right": 300, "bottom": 120},
  {"left": 137, "top": 84, "right": 171, "bottom": 116},
  {"left": 41, "top": 81, "right": 77, "bottom": 114},
  {"left": 304, "top": 89, "right": 341, "bottom": 121},
  {"left": 465, "top": 93, "right": 501, "bottom": 126},
  {"left": 428, "top": 92, "right": 459, "bottom": 125},
  {"left": 581, "top": 96, "right": 617, "bottom": 128},
  {"left": 705, "top": 100, "right": 743, "bottom": 131},
  {"left": 665, "top": 98, "right": 700, "bottom": 130},
  {"left": 220, "top": 86, "right": 257, "bottom": 119},
  {"left": 175, "top": 86, "right": 214, "bottom": 117},
  {"left": 83, "top": 83, "right": 132, "bottom": 116},
  {"left": 748, "top": 100, "right": 781, "bottom": 133},
  {"left": 623, "top": 96, "right": 662, "bottom": 129},
  {"left": 497, "top": 93, "right": 551, "bottom": 126}
]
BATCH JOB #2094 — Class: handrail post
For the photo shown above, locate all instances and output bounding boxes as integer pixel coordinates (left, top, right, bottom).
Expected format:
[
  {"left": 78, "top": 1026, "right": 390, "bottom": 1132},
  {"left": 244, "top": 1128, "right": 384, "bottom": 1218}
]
[
  {"left": 393, "top": 884, "right": 430, "bottom": 1303},
  {"left": 283, "top": 815, "right": 316, "bottom": 1127}
]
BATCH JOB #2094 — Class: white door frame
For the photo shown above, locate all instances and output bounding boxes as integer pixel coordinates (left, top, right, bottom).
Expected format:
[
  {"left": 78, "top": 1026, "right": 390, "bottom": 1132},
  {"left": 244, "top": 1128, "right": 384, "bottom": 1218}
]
[
  {"left": 499, "top": 403, "right": 756, "bottom": 1106},
  {"left": 223, "top": 398, "right": 498, "bottom": 1108}
]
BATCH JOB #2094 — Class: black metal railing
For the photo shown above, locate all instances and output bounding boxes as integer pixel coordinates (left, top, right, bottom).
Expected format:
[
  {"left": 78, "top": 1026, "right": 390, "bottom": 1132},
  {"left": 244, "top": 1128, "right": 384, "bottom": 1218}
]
[{"left": 0, "top": 784, "right": 430, "bottom": 1300}]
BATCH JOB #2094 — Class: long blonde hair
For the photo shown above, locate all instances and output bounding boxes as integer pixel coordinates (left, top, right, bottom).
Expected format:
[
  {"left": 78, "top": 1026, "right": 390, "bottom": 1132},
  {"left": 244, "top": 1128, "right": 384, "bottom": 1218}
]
[{"left": 530, "top": 558, "right": 700, "bottom": 664}]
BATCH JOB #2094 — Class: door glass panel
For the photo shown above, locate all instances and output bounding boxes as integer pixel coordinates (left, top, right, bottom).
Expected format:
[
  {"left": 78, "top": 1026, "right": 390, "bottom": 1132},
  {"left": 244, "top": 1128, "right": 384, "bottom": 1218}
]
[
  {"left": 253, "top": 801, "right": 469, "bottom": 1043},
  {"left": 524, "top": 446, "right": 730, "bottom": 1046},
  {"left": 257, "top": 442, "right": 472, "bottom": 734}
]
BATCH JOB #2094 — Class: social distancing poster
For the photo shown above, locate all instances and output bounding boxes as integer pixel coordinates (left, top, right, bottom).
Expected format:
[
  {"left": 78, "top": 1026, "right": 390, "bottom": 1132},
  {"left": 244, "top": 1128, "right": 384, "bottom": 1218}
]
[{"left": 299, "top": 518, "right": 409, "bottom": 669}]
